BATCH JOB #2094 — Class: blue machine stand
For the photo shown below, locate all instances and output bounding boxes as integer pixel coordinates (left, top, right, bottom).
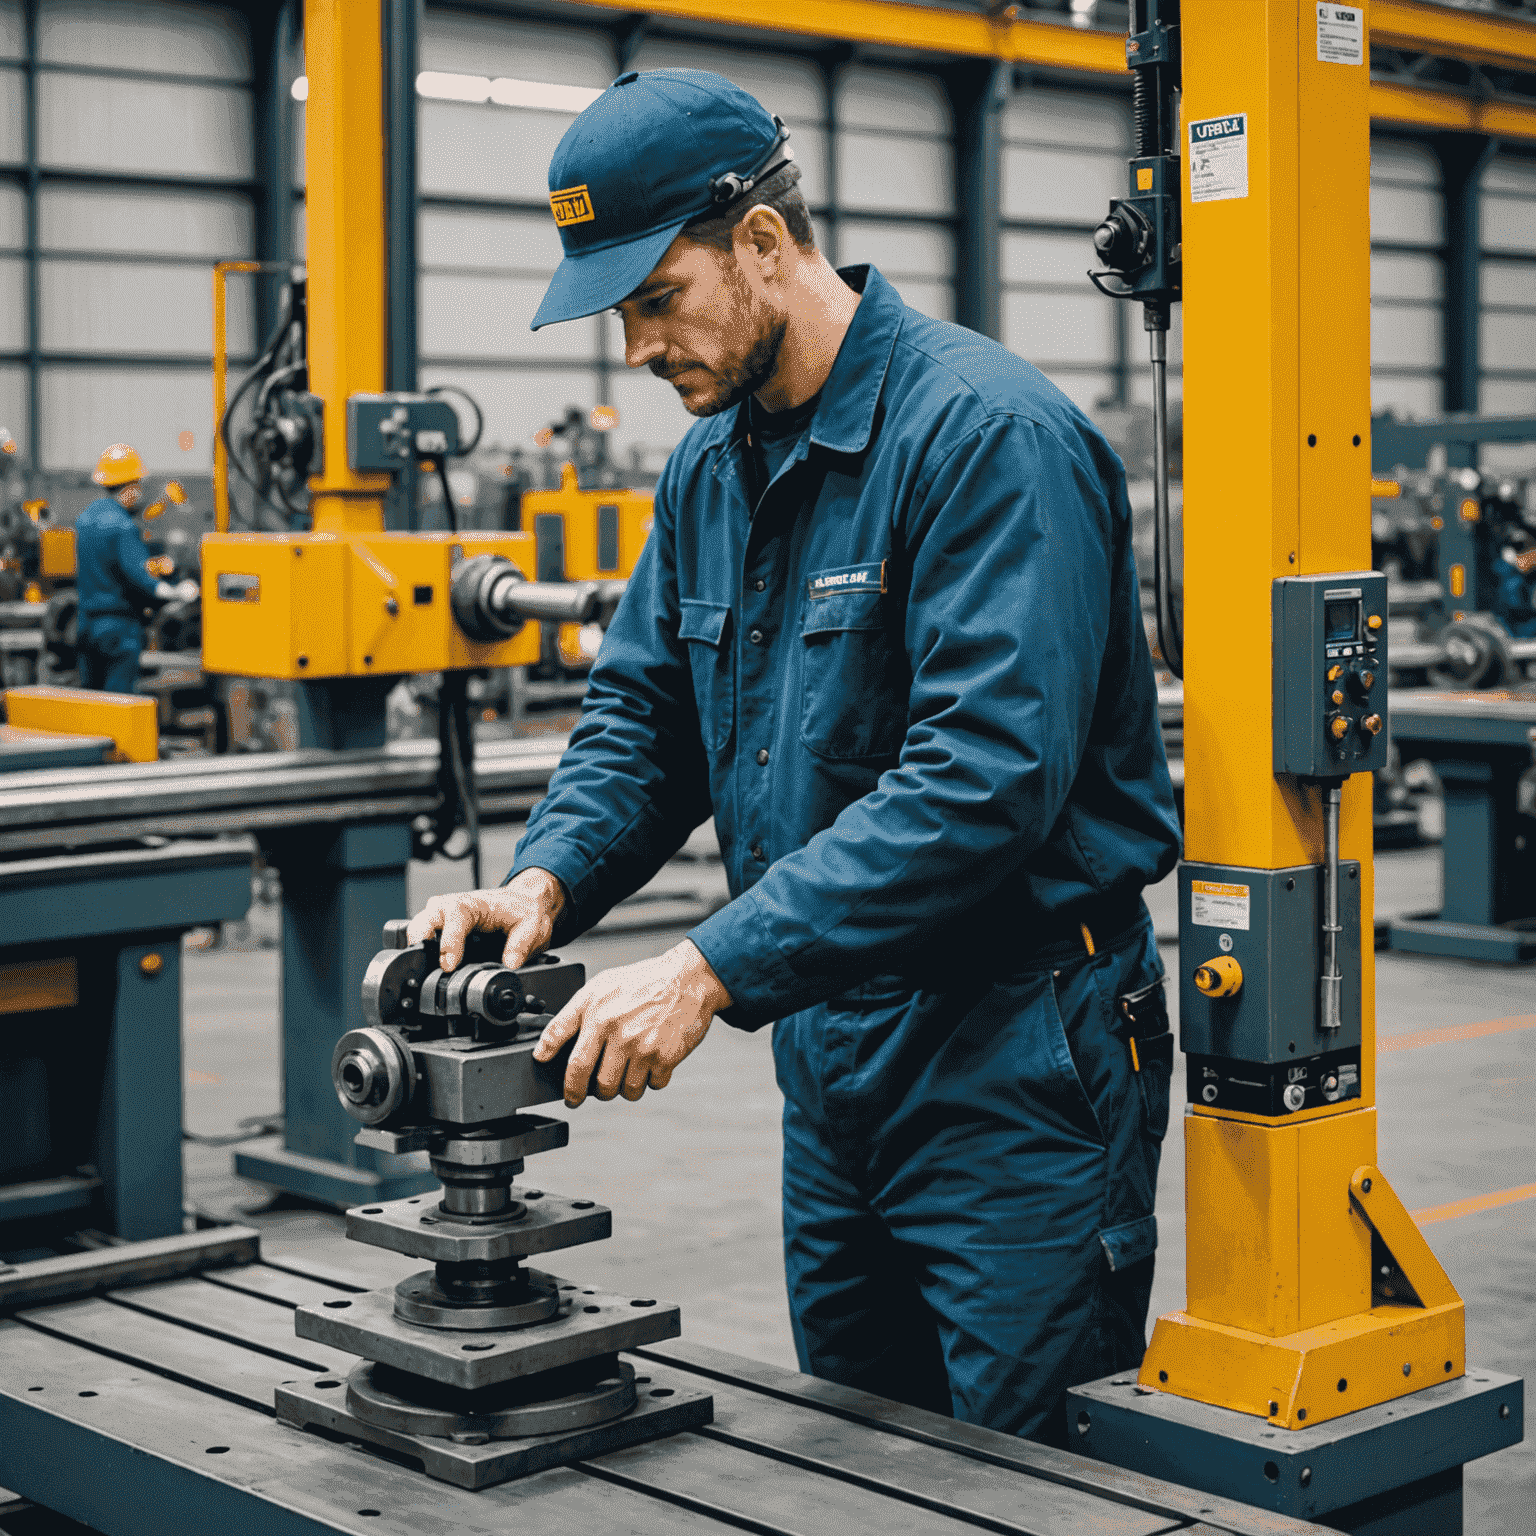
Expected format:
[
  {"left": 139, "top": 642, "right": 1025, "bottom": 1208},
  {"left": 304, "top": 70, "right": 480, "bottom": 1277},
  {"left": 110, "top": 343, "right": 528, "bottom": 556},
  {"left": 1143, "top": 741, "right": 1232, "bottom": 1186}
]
[
  {"left": 234, "top": 680, "right": 438, "bottom": 1208},
  {"left": 1386, "top": 692, "right": 1536, "bottom": 963},
  {"left": 1068, "top": 1366, "right": 1523, "bottom": 1533},
  {"left": 0, "top": 838, "right": 255, "bottom": 1241}
]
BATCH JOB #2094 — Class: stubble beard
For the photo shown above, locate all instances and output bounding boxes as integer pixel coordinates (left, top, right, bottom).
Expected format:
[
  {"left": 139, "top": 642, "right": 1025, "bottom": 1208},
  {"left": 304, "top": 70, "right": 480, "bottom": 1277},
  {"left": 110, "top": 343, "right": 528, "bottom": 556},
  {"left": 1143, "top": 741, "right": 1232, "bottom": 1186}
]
[{"left": 652, "top": 298, "right": 788, "bottom": 419}]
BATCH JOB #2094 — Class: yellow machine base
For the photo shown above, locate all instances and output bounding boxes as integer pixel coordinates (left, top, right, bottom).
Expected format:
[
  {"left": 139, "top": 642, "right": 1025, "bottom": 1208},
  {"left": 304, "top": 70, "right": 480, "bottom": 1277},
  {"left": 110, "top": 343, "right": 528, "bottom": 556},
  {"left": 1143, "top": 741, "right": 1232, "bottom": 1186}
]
[
  {"left": 3, "top": 685, "right": 157, "bottom": 762},
  {"left": 1140, "top": 1299, "right": 1465, "bottom": 1431}
]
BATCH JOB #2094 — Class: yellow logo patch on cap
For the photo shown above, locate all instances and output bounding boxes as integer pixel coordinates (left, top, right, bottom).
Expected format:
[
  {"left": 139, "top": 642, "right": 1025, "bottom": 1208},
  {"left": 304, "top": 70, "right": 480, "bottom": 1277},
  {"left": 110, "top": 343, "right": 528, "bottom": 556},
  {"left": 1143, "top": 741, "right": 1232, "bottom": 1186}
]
[{"left": 550, "top": 184, "right": 596, "bottom": 227}]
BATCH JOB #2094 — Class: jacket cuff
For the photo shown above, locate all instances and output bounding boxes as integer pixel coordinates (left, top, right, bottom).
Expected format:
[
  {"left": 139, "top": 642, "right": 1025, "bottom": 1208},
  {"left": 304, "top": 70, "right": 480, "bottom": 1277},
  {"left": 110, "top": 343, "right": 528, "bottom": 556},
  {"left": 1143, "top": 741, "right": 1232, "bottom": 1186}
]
[{"left": 686, "top": 891, "right": 809, "bottom": 1032}]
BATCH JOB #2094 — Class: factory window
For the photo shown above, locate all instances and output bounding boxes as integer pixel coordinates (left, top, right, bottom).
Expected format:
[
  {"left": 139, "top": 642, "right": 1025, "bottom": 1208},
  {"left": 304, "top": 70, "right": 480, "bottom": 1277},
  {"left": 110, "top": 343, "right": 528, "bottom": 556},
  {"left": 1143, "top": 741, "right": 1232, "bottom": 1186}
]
[
  {"left": 0, "top": 0, "right": 257, "bottom": 479},
  {"left": 1001, "top": 84, "right": 1139, "bottom": 414},
  {"left": 1479, "top": 149, "right": 1536, "bottom": 439},
  {"left": 1368, "top": 138, "right": 1444, "bottom": 421}
]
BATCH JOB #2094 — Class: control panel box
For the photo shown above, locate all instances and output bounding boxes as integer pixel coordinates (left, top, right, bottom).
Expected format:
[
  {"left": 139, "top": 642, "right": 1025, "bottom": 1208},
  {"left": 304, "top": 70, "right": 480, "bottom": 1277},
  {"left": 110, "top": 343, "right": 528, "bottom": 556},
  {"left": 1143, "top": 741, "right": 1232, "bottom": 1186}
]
[
  {"left": 1179, "top": 860, "right": 1362, "bottom": 1117},
  {"left": 1272, "top": 571, "right": 1388, "bottom": 778},
  {"left": 347, "top": 393, "right": 461, "bottom": 472}
]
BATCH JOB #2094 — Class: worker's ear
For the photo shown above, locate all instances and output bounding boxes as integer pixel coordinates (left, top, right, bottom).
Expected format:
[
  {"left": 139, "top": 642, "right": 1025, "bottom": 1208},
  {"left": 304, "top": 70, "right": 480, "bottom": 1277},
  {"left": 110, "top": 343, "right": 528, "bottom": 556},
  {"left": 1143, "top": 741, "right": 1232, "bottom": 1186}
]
[{"left": 735, "top": 205, "right": 790, "bottom": 283}]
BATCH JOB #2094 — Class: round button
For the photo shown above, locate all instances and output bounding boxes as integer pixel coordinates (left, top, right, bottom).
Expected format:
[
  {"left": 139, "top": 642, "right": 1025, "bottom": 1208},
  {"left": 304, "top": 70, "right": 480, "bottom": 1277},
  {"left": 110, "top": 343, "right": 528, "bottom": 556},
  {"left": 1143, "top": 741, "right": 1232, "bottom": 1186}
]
[
  {"left": 754, "top": 579, "right": 766, "bottom": 592},
  {"left": 749, "top": 628, "right": 763, "bottom": 645},
  {"left": 1283, "top": 1084, "right": 1306, "bottom": 1112},
  {"left": 750, "top": 842, "right": 766, "bottom": 861},
  {"left": 1201, "top": 1084, "right": 1219, "bottom": 1104},
  {"left": 755, "top": 748, "right": 769, "bottom": 766}
]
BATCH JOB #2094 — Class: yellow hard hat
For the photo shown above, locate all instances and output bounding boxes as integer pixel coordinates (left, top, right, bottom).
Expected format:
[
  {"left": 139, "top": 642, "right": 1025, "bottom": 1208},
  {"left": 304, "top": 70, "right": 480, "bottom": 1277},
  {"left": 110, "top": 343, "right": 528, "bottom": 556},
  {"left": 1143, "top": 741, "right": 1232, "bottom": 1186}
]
[{"left": 92, "top": 443, "right": 145, "bottom": 487}]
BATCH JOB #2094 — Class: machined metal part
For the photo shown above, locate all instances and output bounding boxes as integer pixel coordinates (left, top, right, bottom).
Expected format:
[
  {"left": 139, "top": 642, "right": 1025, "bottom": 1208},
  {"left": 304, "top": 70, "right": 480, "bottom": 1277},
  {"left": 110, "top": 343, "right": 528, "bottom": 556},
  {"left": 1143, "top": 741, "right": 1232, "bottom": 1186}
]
[
  {"left": 410, "top": 1034, "right": 573, "bottom": 1123},
  {"left": 450, "top": 553, "right": 601, "bottom": 643},
  {"left": 275, "top": 1361, "right": 713, "bottom": 1491},
  {"left": 345, "top": 1188, "right": 610, "bottom": 1264},
  {"left": 345, "top": 1355, "right": 636, "bottom": 1438},
  {"left": 394, "top": 1264, "right": 560, "bottom": 1329},
  {"left": 331, "top": 1026, "right": 416, "bottom": 1125},
  {"left": 294, "top": 1280, "right": 682, "bottom": 1391},
  {"left": 353, "top": 1112, "right": 570, "bottom": 1162}
]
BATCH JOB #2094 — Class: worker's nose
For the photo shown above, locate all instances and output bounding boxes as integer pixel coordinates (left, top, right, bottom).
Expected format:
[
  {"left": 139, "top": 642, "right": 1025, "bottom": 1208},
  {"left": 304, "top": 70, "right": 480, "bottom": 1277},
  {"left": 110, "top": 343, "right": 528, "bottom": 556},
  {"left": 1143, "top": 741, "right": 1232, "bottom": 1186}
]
[{"left": 623, "top": 320, "right": 664, "bottom": 372}]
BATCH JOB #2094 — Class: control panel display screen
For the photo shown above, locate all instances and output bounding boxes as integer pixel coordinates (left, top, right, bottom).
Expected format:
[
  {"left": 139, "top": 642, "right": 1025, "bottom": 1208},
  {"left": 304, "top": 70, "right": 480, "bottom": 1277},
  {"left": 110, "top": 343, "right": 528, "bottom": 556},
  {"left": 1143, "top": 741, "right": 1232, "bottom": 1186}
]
[{"left": 1324, "top": 598, "right": 1360, "bottom": 643}]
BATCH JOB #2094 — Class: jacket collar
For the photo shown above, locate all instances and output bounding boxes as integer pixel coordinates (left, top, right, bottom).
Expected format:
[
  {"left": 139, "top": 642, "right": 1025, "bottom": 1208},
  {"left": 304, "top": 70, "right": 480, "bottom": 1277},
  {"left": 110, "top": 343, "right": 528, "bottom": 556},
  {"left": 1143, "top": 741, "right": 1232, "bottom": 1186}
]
[{"left": 713, "top": 263, "right": 903, "bottom": 484}]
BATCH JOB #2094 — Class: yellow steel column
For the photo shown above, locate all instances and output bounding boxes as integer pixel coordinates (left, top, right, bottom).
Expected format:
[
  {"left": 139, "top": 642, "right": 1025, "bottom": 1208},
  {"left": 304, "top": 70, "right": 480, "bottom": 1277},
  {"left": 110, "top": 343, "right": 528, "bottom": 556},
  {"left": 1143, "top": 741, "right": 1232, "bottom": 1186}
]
[
  {"left": 304, "top": 0, "right": 389, "bottom": 534},
  {"left": 1140, "top": 0, "right": 1463, "bottom": 1431}
]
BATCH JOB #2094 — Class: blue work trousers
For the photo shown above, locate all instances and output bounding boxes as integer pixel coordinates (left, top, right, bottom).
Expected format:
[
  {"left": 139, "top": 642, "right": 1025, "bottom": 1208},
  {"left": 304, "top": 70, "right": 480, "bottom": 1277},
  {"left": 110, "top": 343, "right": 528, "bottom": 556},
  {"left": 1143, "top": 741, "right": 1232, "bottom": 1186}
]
[
  {"left": 77, "top": 614, "right": 143, "bottom": 694},
  {"left": 773, "top": 909, "right": 1170, "bottom": 1447}
]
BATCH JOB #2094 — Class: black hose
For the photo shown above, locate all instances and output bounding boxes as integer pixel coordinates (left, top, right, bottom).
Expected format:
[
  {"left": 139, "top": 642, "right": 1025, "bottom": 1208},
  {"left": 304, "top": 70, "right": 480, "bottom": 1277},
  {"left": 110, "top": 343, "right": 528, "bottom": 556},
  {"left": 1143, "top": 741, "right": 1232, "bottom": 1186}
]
[
  {"left": 427, "top": 383, "right": 484, "bottom": 456},
  {"left": 434, "top": 455, "right": 459, "bottom": 534}
]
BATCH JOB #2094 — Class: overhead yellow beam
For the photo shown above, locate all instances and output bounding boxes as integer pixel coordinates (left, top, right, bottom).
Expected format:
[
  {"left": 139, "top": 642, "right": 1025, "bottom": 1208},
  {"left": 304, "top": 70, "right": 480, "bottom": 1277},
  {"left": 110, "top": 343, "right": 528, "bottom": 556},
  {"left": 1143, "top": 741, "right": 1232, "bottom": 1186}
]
[
  {"left": 1370, "top": 77, "right": 1536, "bottom": 140},
  {"left": 560, "top": 0, "right": 1536, "bottom": 142},
  {"left": 1372, "top": 0, "right": 1536, "bottom": 73}
]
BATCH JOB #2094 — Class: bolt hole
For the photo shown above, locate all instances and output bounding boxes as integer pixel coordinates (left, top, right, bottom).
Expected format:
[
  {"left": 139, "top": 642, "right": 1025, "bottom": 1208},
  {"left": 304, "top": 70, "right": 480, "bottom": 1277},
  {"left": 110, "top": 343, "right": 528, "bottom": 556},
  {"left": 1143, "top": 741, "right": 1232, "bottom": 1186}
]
[
  {"left": 361, "top": 1207, "right": 383, "bottom": 1214},
  {"left": 1445, "top": 1361, "right": 1453, "bottom": 1373},
  {"left": 1352, "top": 434, "right": 1361, "bottom": 446},
  {"left": 1307, "top": 434, "right": 1317, "bottom": 447},
  {"left": 1076, "top": 1410, "right": 1091, "bottom": 1436},
  {"left": 634, "top": 1376, "right": 651, "bottom": 1385},
  {"left": 1288, "top": 1042, "right": 1296, "bottom": 1053},
  {"left": 1337, "top": 1378, "right": 1348, "bottom": 1393},
  {"left": 27, "top": 1387, "right": 41, "bottom": 1392},
  {"left": 582, "top": 1290, "right": 595, "bottom": 1295},
  {"left": 358, "top": 1510, "right": 381, "bottom": 1518},
  {"left": 408, "top": 1198, "right": 420, "bottom": 1204},
  {"left": 323, "top": 1299, "right": 352, "bottom": 1309},
  {"left": 462, "top": 1343, "right": 494, "bottom": 1352},
  {"left": 561, "top": 1284, "right": 577, "bottom": 1291},
  {"left": 1268, "top": 1401, "right": 1279, "bottom": 1416},
  {"left": 1158, "top": 1370, "right": 1168, "bottom": 1384},
  {"left": 583, "top": 1305, "right": 601, "bottom": 1314},
  {"left": 1286, "top": 878, "right": 1295, "bottom": 891},
  {"left": 1403, "top": 1363, "right": 1412, "bottom": 1376},
  {"left": 649, "top": 1388, "right": 674, "bottom": 1398},
  {"left": 1298, "top": 1409, "right": 1307, "bottom": 1421},
  {"left": 1263, "top": 1461, "right": 1279, "bottom": 1483},
  {"left": 78, "top": 1391, "right": 97, "bottom": 1398},
  {"left": 630, "top": 1299, "right": 656, "bottom": 1308},
  {"left": 315, "top": 1380, "right": 341, "bottom": 1389},
  {"left": 206, "top": 1446, "right": 230, "bottom": 1455}
]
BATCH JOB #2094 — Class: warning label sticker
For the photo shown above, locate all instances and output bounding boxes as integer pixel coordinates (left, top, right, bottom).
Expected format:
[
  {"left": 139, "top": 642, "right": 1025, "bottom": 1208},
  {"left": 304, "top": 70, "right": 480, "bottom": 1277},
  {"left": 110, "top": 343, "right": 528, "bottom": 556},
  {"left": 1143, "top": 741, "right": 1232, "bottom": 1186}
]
[
  {"left": 1317, "top": 5, "right": 1364, "bottom": 66},
  {"left": 1191, "top": 879, "right": 1251, "bottom": 931},
  {"left": 1188, "top": 115, "right": 1248, "bottom": 204}
]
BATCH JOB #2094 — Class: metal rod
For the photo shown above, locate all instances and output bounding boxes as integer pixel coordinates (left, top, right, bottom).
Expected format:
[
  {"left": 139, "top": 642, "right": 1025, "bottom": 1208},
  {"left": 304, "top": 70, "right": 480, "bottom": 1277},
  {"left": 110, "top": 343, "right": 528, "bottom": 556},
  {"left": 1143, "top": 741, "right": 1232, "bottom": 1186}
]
[
  {"left": 1148, "top": 319, "right": 1183, "bottom": 679},
  {"left": 1320, "top": 783, "right": 1343, "bottom": 1032}
]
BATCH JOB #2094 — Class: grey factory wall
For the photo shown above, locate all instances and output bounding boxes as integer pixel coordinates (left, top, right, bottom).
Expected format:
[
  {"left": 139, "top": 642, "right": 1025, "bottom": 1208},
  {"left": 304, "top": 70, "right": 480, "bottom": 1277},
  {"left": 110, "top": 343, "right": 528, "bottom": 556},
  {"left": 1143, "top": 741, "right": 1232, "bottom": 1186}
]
[{"left": 0, "top": 0, "right": 1534, "bottom": 476}]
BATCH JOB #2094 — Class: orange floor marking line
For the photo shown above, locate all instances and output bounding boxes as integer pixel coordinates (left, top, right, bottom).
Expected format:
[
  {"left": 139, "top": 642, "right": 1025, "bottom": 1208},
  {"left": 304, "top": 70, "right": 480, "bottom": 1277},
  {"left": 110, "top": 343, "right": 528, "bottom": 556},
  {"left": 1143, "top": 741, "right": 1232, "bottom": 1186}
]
[
  {"left": 1379, "top": 1014, "right": 1536, "bottom": 1052},
  {"left": 1412, "top": 1183, "right": 1536, "bottom": 1226}
]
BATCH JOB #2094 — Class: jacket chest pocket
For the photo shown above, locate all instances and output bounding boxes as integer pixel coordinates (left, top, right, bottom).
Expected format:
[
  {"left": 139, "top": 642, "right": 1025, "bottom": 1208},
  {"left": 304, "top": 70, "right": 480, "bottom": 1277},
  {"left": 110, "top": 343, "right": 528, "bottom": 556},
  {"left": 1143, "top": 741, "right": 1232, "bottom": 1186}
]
[
  {"left": 799, "top": 583, "right": 908, "bottom": 760},
  {"left": 679, "top": 598, "right": 734, "bottom": 754}
]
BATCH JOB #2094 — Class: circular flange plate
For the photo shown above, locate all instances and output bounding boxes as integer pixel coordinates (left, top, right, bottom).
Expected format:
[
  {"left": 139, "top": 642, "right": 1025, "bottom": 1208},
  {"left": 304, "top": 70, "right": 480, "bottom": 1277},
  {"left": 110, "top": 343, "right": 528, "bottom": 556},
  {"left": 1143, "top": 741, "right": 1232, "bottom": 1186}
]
[
  {"left": 393, "top": 1266, "right": 560, "bottom": 1330},
  {"left": 345, "top": 1357, "right": 637, "bottom": 1439}
]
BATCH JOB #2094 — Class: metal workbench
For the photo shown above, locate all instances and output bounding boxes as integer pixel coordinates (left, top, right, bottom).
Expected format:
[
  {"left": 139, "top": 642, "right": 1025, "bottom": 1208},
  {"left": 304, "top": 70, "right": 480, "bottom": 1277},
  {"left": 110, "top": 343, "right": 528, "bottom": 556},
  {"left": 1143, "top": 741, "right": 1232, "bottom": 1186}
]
[{"left": 0, "top": 1234, "right": 1328, "bottom": 1536}]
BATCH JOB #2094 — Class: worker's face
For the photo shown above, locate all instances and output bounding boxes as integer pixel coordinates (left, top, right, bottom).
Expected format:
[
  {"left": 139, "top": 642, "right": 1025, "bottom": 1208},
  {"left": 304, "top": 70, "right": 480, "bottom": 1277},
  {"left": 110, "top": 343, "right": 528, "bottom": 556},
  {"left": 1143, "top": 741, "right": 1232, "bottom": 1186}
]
[
  {"left": 116, "top": 481, "right": 143, "bottom": 511},
  {"left": 615, "top": 214, "right": 790, "bottom": 418}
]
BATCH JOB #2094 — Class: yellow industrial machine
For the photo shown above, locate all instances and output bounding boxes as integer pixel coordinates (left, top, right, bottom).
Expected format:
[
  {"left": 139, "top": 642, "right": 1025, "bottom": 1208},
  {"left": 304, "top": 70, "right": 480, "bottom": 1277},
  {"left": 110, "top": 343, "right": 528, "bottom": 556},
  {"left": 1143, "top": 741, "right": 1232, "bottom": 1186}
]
[
  {"left": 3, "top": 685, "right": 157, "bottom": 763},
  {"left": 1068, "top": 5, "right": 1519, "bottom": 1529}
]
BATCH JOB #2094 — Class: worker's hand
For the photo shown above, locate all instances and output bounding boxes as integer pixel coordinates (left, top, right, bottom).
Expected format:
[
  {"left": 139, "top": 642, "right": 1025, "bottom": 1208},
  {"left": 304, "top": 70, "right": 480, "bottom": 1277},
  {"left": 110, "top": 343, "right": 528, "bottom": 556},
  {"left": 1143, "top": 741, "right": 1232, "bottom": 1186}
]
[
  {"left": 534, "top": 940, "right": 731, "bottom": 1106},
  {"left": 174, "top": 578, "right": 199, "bottom": 603},
  {"left": 405, "top": 868, "right": 566, "bottom": 972}
]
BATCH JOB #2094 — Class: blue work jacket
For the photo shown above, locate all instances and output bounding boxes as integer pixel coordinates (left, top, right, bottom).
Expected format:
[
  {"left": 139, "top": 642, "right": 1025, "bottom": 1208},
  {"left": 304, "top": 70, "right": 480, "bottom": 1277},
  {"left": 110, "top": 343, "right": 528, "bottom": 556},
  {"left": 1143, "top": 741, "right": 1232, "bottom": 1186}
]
[
  {"left": 512, "top": 266, "right": 1180, "bottom": 1030},
  {"left": 75, "top": 496, "right": 161, "bottom": 619}
]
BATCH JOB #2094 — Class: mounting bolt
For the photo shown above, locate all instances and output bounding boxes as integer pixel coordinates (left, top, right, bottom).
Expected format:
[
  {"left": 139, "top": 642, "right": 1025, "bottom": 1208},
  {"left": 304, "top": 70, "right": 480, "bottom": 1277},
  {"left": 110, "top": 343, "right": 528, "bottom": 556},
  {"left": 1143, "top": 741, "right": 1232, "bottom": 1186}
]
[{"left": 1361, "top": 1177, "right": 1372, "bottom": 1193}]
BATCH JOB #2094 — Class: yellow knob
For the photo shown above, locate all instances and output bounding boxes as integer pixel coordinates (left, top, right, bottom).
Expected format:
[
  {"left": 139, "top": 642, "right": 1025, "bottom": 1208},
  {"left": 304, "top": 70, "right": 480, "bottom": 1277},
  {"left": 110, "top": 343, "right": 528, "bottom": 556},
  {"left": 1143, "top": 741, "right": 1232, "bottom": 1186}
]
[
  {"left": 1331, "top": 689, "right": 1344, "bottom": 706},
  {"left": 1330, "top": 715, "right": 1350, "bottom": 740},
  {"left": 1366, "top": 614, "right": 1383, "bottom": 631},
  {"left": 1327, "top": 665, "right": 1343, "bottom": 682},
  {"left": 1362, "top": 713, "right": 1383, "bottom": 736},
  {"left": 1193, "top": 955, "right": 1243, "bottom": 999}
]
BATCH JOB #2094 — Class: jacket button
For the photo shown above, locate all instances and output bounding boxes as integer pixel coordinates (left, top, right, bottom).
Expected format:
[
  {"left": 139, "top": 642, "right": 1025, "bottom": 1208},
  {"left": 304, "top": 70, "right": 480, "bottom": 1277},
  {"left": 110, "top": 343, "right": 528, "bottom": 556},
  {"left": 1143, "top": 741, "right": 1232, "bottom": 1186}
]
[
  {"left": 749, "top": 627, "right": 763, "bottom": 645},
  {"left": 750, "top": 842, "right": 766, "bottom": 861},
  {"left": 754, "top": 579, "right": 766, "bottom": 592},
  {"left": 756, "top": 748, "right": 769, "bottom": 766}
]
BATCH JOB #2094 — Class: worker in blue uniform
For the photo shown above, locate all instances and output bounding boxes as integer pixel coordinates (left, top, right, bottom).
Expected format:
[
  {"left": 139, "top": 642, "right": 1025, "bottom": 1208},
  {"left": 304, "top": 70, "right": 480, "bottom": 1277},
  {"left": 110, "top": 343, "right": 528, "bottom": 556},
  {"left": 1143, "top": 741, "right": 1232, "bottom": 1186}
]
[
  {"left": 410, "top": 71, "right": 1182, "bottom": 1446},
  {"left": 75, "top": 442, "right": 195, "bottom": 693}
]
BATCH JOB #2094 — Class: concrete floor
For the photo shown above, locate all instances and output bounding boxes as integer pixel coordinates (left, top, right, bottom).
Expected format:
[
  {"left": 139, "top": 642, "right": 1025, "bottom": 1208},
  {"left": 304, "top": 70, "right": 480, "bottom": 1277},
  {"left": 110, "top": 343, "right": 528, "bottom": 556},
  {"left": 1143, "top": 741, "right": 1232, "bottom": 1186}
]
[{"left": 7, "top": 828, "right": 1530, "bottom": 1532}]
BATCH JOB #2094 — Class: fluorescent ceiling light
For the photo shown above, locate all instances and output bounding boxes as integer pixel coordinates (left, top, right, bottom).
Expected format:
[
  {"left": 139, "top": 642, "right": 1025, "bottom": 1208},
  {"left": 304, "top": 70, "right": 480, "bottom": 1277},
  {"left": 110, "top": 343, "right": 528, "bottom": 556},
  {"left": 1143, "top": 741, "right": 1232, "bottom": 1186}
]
[{"left": 293, "top": 70, "right": 601, "bottom": 114}]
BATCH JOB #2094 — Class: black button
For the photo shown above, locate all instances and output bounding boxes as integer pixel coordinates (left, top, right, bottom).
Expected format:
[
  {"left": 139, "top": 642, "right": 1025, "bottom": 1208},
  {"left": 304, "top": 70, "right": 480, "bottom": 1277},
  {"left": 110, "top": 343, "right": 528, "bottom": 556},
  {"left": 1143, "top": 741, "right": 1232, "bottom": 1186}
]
[
  {"left": 750, "top": 842, "right": 766, "bottom": 861},
  {"left": 754, "top": 579, "right": 766, "bottom": 592},
  {"left": 755, "top": 748, "right": 769, "bottom": 766},
  {"left": 749, "top": 627, "right": 763, "bottom": 645}
]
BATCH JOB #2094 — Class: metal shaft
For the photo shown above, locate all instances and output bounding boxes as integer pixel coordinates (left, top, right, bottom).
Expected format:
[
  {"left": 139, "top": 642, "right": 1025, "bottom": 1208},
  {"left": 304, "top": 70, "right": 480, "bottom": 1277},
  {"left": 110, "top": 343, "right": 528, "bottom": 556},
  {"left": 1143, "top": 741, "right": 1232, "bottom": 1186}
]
[
  {"left": 1149, "top": 320, "right": 1183, "bottom": 679},
  {"left": 1320, "top": 783, "right": 1343, "bottom": 1031}
]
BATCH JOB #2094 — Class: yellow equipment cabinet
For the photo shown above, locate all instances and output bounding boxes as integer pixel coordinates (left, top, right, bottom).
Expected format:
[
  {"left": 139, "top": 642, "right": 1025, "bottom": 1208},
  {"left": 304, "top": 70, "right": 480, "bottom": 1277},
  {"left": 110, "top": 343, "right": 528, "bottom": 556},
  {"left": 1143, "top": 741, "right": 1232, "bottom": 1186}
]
[
  {"left": 39, "top": 526, "right": 74, "bottom": 580},
  {"left": 201, "top": 531, "right": 543, "bottom": 679}
]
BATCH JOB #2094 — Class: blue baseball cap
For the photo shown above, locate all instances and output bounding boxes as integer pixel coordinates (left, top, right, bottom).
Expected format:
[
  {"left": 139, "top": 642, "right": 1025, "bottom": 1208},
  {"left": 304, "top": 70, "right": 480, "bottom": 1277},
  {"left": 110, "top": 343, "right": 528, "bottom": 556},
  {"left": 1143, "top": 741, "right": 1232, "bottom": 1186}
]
[{"left": 531, "top": 69, "right": 793, "bottom": 331}]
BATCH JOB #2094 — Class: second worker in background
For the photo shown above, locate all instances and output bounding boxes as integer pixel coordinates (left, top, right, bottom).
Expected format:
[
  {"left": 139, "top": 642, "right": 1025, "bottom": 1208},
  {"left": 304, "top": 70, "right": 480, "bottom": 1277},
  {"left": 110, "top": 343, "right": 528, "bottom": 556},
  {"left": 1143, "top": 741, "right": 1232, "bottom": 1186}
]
[{"left": 411, "top": 70, "right": 1182, "bottom": 1447}]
